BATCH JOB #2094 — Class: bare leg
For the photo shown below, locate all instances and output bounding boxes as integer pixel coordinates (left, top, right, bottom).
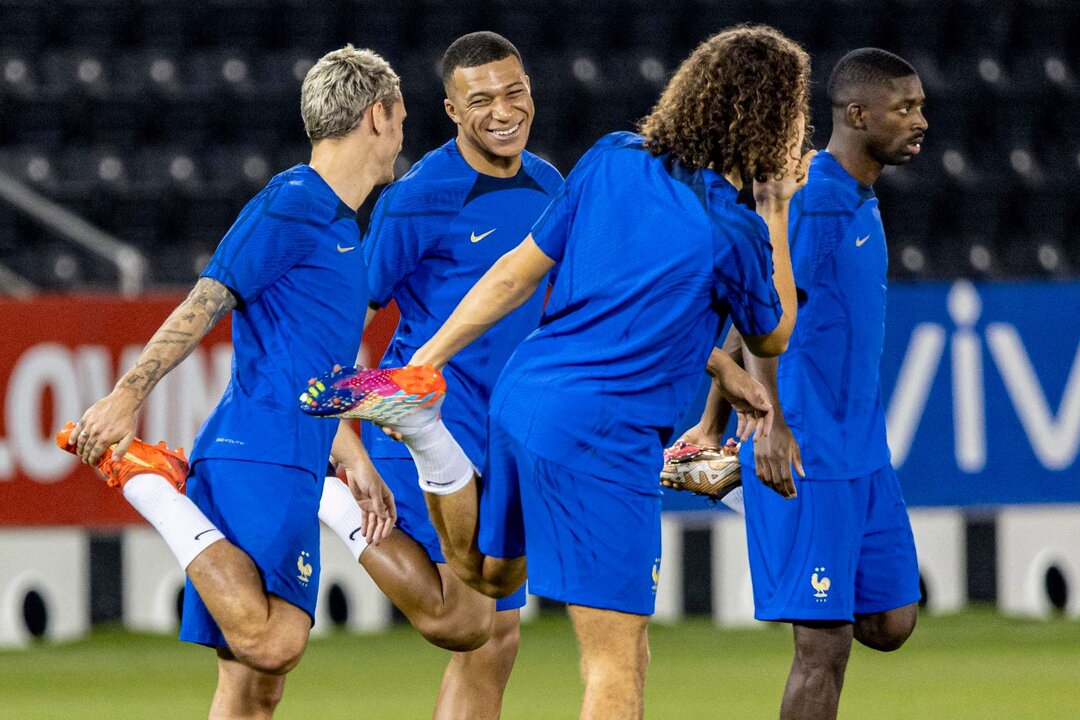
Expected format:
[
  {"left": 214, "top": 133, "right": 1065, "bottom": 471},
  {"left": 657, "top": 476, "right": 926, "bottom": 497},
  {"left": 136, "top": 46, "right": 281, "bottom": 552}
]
[
  {"left": 854, "top": 602, "right": 918, "bottom": 651},
  {"left": 360, "top": 528, "right": 496, "bottom": 651},
  {"left": 432, "top": 608, "right": 521, "bottom": 720},
  {"left": 780, "top": 622, "right": 853, "bottom": 720},
  {"left": 186, "top": 542, "right": 311, "bottom": 675},
  {"left": 209, "top": 649, "right": 288, "bottom": 720},
  {"left": 569, "top": 604, "right": 651, "bottom": 720},
  {"left": 424, "top": 475, "right": 527, "bottom": 599}
]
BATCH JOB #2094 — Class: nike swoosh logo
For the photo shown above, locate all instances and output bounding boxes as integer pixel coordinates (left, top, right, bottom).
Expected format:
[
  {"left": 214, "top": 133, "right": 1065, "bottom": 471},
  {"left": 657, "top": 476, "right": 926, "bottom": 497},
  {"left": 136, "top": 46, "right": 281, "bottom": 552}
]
[
  {"left": 855, "top": 235, "right": 870, "bottom": 247},
  {"left": 348, "top": 527, "right": 363, "bottom": 541},
  {"left": 194, "top": 529, "right": 217, "bottom": 541},
  {"left": 470, "top": 228, "right": 496, "bottom": 243},
  {"left": 337, "top": 244, "right": 357, "bottom": 253}
]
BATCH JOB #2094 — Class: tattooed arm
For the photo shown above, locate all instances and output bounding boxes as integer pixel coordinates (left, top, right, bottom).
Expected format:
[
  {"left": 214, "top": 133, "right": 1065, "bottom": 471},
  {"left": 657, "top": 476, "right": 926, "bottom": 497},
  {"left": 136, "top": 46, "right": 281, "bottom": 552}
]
[{"left": 70, "top": 277, "right": 238, "bottom": 465}]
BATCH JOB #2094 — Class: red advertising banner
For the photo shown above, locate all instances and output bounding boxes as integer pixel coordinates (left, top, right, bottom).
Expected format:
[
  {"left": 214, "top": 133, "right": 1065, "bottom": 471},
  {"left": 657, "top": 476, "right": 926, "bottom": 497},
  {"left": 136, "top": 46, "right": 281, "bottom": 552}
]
[{"left": 0, "top": 295, "right": 397, "bottom": 526}]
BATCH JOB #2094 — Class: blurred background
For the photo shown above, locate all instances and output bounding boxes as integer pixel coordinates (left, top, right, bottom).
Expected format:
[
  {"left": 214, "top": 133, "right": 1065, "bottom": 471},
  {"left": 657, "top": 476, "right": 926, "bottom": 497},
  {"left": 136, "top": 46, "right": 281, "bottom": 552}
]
[
  {"left": 0, "top": 1, "right": 1078, "bottom": 718},
  {"left": 0, "top": 0, "right": 1078, "bottom": 289}
]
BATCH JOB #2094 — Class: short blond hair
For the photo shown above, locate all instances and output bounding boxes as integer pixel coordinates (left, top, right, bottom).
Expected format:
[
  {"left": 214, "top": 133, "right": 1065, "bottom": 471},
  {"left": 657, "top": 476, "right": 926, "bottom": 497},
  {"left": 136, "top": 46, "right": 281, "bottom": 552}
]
[{"left": 300, "top": 45, "right": 400, "bottom": 142}]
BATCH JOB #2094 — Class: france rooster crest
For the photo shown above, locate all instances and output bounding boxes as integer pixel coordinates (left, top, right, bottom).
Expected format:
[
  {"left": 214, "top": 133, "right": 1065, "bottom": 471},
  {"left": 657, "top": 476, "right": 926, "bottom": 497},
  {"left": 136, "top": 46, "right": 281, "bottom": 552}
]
[{"left": 811, "top": 567, "right": 831, "bottom": 602}]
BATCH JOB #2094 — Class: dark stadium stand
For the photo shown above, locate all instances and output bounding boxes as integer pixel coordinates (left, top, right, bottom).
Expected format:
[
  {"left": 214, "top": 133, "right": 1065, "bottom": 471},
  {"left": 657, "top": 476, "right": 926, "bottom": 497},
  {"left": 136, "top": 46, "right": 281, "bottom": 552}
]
[{"left": 0, "top": 0, "right": 1077, "bottom": 288}]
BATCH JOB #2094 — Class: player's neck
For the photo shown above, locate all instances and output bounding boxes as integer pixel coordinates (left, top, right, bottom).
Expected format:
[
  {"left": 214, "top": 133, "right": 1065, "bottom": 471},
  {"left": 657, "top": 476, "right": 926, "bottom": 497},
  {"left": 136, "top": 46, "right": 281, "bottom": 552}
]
[
  {"left": 455, "top": 135, "right": 521, "bottom": 178},
  {"left": 308, "top": 144, "right": 377, "bottom": 210},
  {"left": 825, "top": 138, "right": 882, "bottom": 187}
]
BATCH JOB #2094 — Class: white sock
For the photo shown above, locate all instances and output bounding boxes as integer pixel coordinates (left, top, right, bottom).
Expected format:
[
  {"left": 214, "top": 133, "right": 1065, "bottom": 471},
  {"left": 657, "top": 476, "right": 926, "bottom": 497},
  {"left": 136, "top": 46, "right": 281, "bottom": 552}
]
[
  {"left": 121, "top": 473, "right": 224, "bottom": 570},
  {"left": 318, "top": 475, "right": 369, "bottom": 562},
  {"left": 398, "top": 418, "right": 475, "bottom": 495},
  {"left": 721, "top": 486, "right": 744, "bottom": 515}
]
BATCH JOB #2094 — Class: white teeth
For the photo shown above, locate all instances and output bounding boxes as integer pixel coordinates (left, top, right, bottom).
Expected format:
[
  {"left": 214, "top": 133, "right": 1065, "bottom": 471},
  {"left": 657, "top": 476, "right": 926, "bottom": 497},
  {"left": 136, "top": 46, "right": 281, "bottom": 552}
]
[{"left": 491, "top": 123, "right": 520, "bottom": 137}]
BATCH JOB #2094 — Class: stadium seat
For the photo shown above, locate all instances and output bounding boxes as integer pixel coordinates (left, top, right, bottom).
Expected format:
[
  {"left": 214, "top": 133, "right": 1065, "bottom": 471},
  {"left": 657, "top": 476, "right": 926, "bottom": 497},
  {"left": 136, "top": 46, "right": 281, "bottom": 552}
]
[{"left": 0, "top": 0, "right": 1077, "bottom": 284}]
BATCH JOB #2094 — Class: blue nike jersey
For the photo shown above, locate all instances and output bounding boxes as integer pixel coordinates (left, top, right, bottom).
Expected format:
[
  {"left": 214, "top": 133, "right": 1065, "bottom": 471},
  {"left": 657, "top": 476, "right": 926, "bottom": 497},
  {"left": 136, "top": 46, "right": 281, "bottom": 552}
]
[
  {"left": 491, "top": 131, "right": 783, "bottom": 483},
  {"left": 750, "top": 150, "right": 891, "bottom": 479},
  {"left": 362, "top": 139, "right": 563, "bottom": 466},
  {"left": 192, "top": 165, "right": 368, "bottom": 476}
]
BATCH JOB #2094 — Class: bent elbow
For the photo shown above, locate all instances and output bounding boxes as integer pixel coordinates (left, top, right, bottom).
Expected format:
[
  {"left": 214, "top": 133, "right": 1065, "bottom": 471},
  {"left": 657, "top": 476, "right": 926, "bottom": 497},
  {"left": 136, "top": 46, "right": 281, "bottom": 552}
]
[
  {"left": 757, "top": 337, "right": 789, "bottom": 358},
  {"left": 743, "top": 332, "right": 789, "bottom": 358}
]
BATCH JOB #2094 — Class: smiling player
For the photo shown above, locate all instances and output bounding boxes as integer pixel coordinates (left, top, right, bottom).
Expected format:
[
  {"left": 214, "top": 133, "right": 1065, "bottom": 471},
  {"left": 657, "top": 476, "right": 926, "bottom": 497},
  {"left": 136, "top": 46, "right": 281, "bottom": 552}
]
[{"left": 318, "top": 32, "right": 563, "bottom": 719}]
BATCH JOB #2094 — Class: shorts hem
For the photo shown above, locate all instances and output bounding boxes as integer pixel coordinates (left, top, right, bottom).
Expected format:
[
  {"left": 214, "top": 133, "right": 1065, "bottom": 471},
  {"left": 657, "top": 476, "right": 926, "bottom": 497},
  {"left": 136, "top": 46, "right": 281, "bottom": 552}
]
[
  {"left": 494, "top": 589, "right": 528, "bottom": 612},
  {"left": 853, "top": 593, "right": 922, "bottom": 617},
  {"left": 529, "top": 583, "right": 654, "bottom": 616},
  {"left": 263, "top": 588, "right": 316, "bottom": 627},
  {"left": 178, "top": 630, "right": 227, "bottom": 649}
]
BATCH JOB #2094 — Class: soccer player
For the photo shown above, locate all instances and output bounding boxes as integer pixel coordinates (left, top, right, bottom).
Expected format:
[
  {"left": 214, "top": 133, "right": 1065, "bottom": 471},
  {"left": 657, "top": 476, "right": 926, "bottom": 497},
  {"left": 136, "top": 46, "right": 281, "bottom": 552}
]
[
  {"left": 64, "top": 46, "right": 402, "bottom": 718},
  {"left": 378, "top": 26, "right": 811, "bottom": 718},
  {"left": 739, "top": 49, "right": 927, "bottom": 720},
  {"left": 317, "top": 32, "right": 562, "bottom": 719}
]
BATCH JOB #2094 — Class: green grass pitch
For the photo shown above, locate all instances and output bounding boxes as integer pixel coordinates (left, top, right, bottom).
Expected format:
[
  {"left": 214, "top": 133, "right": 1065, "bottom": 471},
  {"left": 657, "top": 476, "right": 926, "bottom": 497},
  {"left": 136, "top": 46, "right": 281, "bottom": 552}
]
[{"left": 2, "top": 607, "right": 1078, "bottom": 718}]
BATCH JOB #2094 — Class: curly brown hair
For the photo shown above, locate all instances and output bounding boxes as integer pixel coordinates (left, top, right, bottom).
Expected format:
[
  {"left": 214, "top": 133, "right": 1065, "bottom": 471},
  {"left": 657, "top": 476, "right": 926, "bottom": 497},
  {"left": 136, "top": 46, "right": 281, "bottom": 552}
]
[{"left": 639, "top": 25, "right": 810, "bottom": 181}]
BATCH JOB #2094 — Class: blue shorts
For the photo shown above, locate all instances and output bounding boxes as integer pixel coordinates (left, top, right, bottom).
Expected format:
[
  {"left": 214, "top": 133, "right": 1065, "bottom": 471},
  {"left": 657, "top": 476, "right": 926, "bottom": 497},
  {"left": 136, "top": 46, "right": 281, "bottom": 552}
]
[
  {"left": 179, "top": 458, "right": 322, "bottom": 647},
  {"left": 373, "top": 456, "right": 526, "bottom": 612},
  {"left": 743, "top": 463, "right": 921, "bottom": 622},
  {"left": 485, "top": 423, "right": 662, "bottom": 615}
]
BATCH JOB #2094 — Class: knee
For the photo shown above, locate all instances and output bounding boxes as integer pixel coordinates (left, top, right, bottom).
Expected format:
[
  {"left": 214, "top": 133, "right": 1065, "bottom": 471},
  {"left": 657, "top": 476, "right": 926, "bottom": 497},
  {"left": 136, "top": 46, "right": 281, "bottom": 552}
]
[
  {"left": 488, "top": 616, "right": 521, "bottom": 667},
  {"left": 230, "top": 628, "right": 309, "bottom": 675},
  {"left": 793, "top": 639, "right": 850, "bottom": 679},
  {"left": 795, "top": 645, "right": 848, "bottom": 673},
  {"left": 249, "top": 678, "right": 286, "bottom": 714},
  {"left": 855, "top": 607, "right": 918, "bottom": 653},
  {"left": 415, "top": 613, "right": 493, "bottom": 652},
  {"left": 452, "top": 567, "right": 520, "bottom": 601}
]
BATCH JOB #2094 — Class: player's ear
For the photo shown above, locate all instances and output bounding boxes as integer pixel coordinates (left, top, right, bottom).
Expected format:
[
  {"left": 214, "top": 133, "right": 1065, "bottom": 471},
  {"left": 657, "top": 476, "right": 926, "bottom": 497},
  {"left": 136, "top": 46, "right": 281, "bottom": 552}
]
[
  {"left": 371, "top": 100, "right": 392, "bottom": 135},
  {"left": 444, "top": 97, "right": 461, "bottom": 125},
  {"left": 523, "top": 74, "right": 532, "bottom": 94},
  {"left": 846, "top": 102, "right": 867, "bottom": 130}
]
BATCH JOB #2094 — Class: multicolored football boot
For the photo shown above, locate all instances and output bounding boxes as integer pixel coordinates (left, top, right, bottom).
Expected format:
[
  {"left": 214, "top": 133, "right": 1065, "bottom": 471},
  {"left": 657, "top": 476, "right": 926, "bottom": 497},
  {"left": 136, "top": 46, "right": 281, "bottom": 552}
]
[
  {"left": 55, "top": 422, "right": 189, "bottom": 492},
  {"left": 299, "top": 364, "right": 446, "bottom": 424},
  {"left": 660, "top": 438, "right": 741, "bottom": 501}
]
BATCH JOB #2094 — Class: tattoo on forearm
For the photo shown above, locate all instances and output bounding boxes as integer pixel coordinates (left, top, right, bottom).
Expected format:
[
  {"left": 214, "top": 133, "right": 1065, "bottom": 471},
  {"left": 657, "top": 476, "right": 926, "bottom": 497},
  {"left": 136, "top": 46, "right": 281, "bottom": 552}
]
[{"left": 119, "top": 278, "right": 237, "bottom": 401}]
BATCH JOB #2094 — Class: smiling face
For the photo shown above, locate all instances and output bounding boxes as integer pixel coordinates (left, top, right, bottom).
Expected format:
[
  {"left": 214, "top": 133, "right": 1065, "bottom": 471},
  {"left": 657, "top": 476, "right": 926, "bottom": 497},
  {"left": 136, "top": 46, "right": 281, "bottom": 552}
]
[
  {"left": 862, "top": 74, "right": 927, "bottom": 166},
  {"left": 444, "top": 55, "right": 534, "bottom": 174}
]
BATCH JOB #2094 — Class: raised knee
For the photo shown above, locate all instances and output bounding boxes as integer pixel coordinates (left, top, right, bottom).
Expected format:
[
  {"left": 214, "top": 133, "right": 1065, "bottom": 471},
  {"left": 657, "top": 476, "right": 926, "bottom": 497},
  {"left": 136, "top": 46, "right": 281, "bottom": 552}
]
[
  {"left": 857, "top": 623, "right": 915, "bottom": 652},
  {"left": 230, "top": 630, "right": 308, "bottom": 675},
  {"left": 451, "top": 564, "right": 520, "bottom": 601},
  {"left": 856, "top": 608, "right": 917, "bottom": 652},
  {"left": 416, "top": 614, "right": 492, "bottom": 652}
]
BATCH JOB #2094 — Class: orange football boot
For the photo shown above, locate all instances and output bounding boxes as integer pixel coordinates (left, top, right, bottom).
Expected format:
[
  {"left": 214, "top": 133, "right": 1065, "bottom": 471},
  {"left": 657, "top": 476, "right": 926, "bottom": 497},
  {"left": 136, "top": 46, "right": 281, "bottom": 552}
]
[{"left": 55, "top": 422, "right": 189, "bottom": 492}]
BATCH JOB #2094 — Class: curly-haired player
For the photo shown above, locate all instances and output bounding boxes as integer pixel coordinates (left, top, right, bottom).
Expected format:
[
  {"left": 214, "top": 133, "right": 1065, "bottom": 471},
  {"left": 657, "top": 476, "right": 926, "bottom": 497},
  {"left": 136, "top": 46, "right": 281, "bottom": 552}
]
[{"left": 377, "top": 25, "right": 812, "bottom": 718}]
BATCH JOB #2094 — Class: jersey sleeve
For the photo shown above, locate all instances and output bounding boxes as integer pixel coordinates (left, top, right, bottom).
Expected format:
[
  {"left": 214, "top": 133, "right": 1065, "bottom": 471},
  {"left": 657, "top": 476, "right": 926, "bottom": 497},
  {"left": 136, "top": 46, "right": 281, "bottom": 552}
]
[
  {"left": 529, "top": 178, "right": 574, "bottom": 263},
  {"left": 529, "top": 142, "right": 606, "bottom": 262},
  {"left": 714, "top": 208, "right": 783, "bottom": 338},
  {"left": 361, "top": 183, "right": 443, "bottom": 307},
  {"left": 201, "top": 186, "right": 319, "bottom": 307}
]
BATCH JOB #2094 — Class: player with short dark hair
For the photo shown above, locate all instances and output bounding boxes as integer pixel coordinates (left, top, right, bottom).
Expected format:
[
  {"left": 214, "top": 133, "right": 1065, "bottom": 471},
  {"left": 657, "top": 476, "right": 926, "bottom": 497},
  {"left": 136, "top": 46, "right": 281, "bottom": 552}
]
[
  {"left": 739, "top": 47, "right": 927, "bottom": 720},
  {"left": 316, "top": 31, "right": 562, "bottom": 719},
  {"left": 362, "top": 25, "right": 812, "bottom": 718},
  {"left": 63, "top": 45, "right": 401, "bottom": 718}
]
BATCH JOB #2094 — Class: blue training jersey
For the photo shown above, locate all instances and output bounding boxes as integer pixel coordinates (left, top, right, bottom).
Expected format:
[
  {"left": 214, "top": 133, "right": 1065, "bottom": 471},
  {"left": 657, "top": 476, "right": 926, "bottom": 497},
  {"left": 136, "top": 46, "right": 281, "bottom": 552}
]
[
  {"left": 362, "top": 139, "right": 563, "bottom": 466},
  {"left": 491, "top": 131, "right": 783, "bottom": 484},
  {"left": 192, "top": 165, "right": 368, "bottom": 476},
  {"left": 753, "top": 150, "right": 891, "bottom": 479}
]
